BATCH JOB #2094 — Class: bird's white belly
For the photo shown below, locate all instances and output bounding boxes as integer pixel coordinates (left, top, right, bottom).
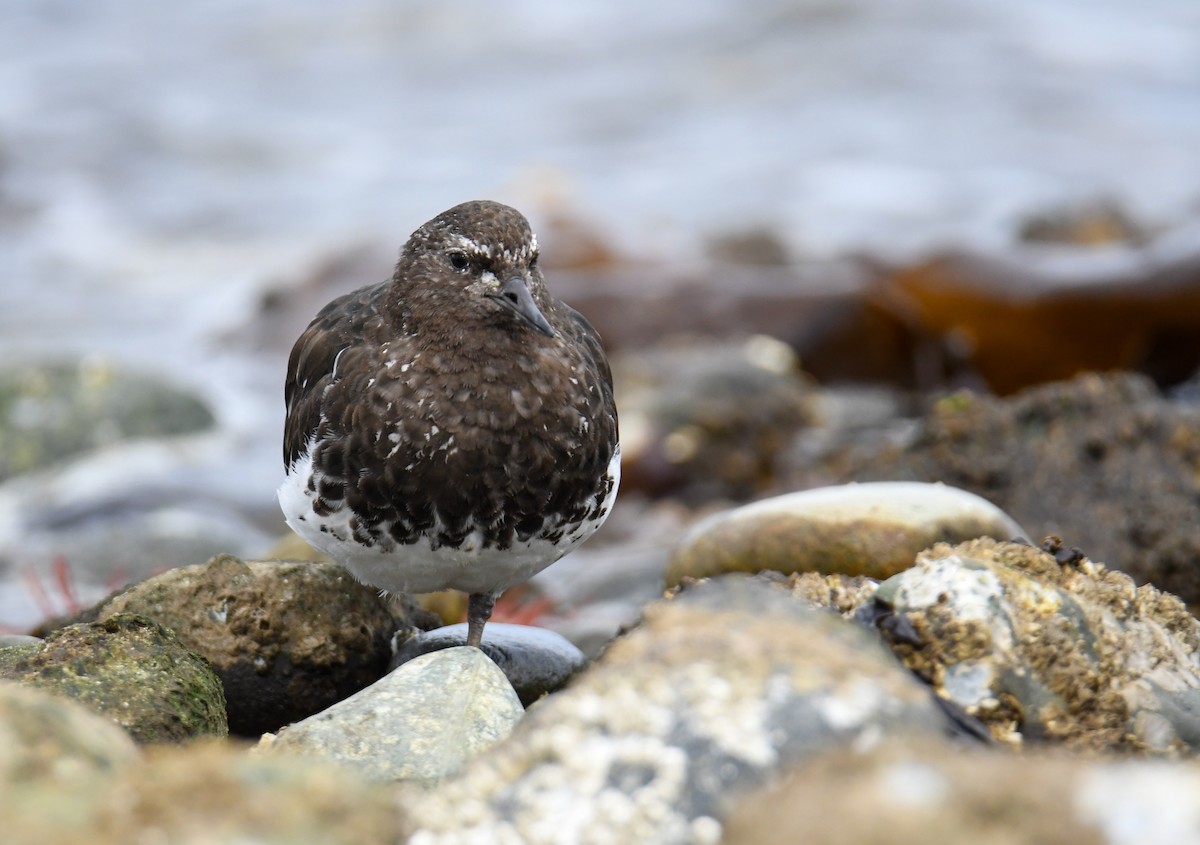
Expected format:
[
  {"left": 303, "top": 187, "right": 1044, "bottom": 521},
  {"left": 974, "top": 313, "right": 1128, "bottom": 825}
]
[{"left": 278, "top": 445, "right": 621, "bottom": 597}]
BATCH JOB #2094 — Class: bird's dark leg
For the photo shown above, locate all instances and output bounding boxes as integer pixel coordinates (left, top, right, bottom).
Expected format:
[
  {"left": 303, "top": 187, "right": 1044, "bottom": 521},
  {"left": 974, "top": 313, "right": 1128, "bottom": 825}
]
[{"left": 466, "top": 592, "right": 497, "bottom": 647}]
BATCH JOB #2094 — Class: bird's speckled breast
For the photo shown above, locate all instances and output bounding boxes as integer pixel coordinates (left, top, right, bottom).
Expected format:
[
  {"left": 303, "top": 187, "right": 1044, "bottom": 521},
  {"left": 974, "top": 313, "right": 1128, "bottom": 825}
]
[{"left": 302, "top": 320, "right": 617, "bottom": 556}]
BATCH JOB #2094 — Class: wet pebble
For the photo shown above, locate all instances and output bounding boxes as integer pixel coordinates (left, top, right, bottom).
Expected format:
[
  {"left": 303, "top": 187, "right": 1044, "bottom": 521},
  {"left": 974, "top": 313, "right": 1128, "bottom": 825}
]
[
  {"left": 262, "top": 646, "right": 524, "bottom": 784},
  {"left": 391, "top": 622, "right": 586, "bottom": 707},
  {"left": 666, "top": 481, "right": 1026, "bottom": 588},
  {"left": 820, "top": 372, "right": 1200, "bottom": 606}
]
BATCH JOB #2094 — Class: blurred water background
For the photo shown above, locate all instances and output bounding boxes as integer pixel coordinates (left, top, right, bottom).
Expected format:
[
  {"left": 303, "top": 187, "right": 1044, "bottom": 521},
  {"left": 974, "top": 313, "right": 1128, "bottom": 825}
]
[{"left": 1, "top": 0, "right": 1198, "bottom": 628}]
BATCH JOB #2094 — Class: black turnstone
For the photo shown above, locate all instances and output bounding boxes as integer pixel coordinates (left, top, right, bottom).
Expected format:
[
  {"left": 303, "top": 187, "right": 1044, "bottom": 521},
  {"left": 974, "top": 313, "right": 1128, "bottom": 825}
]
[{"left": 279, "top": 200, "right": 620, "bottom": 647}]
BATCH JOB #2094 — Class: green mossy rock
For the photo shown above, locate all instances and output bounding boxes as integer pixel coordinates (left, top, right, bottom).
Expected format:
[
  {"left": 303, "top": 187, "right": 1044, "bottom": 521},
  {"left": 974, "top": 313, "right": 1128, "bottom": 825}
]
[{"left": 0, "top": 613, "right": 227, "bottom": 744}]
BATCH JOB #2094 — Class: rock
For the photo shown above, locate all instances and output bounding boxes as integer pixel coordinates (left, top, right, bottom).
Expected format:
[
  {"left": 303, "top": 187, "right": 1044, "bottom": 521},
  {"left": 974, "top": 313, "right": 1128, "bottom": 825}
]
[
  {"left": 614, "top": 336, "right": 814, "bottom": 501},
  {"left": 823, "top": 373, "right": 1200, "bottom": 605},
  {"left": 0, "top": 680, "right": 140, "bottom": 782},
  {"left": 391, "top": 622, "right": 587, "bottom": 706},
  {"left": 0, "top": 613, "right": 226, "bottom": 743},
  {"left": 874, "top": 537, "right": 1200, "bottom": 753},
  {"left": 263, "top": 646, "right": 523, "bottom": 784},
  {"left": 0, "top": 358, "right": 214, "bottom": 481},
  {"left": 881, "top": 239, "right": 1200, "bottom": 393},
  {"left": 722, "top": 738, "right": 1200, "bottom": 845},
  {"left": 398, "top": 577, "right": 946, "bottom": 844},
  {"left": 759, "top": 570, "right": 881, "bottom": 616},
  {"left": 0, "top": 633, "right": 43, "bottom": 647},
  {"left": 665, "top": 481, "right": 1025, "bottom": 588},
  {"left": 0, "top": 638, "right": 44, "bottom": 673},
  {"left": 0, "top": 739, "right": 405, "bottom": 845},
  {"left": 98, "top": 554, "right": 431, "bottom": 737}
]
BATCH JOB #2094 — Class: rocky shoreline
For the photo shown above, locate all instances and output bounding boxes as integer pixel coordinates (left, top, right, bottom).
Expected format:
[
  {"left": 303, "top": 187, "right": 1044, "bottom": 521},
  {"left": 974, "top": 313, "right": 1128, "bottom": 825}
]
[{"left": 7, "top": 367, "right": 1200, "bottom": 842}]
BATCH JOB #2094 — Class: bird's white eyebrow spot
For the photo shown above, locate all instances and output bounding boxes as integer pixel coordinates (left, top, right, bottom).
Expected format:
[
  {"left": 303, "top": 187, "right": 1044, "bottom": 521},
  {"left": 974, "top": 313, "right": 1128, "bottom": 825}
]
[
  {"left": 452, "top": 235, "right": 487, "bottom": 255},
  {"left": 451, "top": 234, "right": 538, "bottom": 265}
]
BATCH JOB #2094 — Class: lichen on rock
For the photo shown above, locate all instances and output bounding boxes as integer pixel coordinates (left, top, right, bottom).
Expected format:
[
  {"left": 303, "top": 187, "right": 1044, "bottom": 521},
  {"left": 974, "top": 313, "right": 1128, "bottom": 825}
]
[
  {"left": 875, "top": 537, "right": 1200, "bottom": 753},
  {"left": 0, "top": 613, "right": 227, "bottom": 744}
]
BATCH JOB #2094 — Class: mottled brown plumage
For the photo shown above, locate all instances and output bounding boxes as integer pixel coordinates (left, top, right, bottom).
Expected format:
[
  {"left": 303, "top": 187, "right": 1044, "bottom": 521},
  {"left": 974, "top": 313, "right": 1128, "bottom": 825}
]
[{"left": 279, "top": 201, "right": 620, "bottom": 646}]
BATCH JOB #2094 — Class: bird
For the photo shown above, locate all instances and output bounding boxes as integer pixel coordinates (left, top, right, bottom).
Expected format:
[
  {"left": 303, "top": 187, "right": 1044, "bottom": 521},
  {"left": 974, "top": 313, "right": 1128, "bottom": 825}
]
[{"left": 278, "top": 200, "right": 620, "bottom": 648}]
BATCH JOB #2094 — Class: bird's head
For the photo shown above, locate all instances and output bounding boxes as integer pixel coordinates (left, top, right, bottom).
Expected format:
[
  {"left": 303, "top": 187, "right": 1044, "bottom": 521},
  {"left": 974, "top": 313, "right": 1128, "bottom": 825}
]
[{"left": 393, "top": 200, "right": 556, "bottom": 339}]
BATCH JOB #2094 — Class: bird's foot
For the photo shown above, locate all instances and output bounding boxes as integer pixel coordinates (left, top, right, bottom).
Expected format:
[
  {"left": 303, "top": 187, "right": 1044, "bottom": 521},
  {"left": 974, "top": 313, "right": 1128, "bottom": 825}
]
[{"left": 466, "top": 592, "right": 497, "bottom": 648}]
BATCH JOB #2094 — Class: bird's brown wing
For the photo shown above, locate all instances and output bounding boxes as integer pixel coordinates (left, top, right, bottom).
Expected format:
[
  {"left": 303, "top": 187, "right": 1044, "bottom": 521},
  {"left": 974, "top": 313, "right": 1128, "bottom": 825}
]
[
  {"left": 561, "top": 303, "right": 616, "bottom": 421},
  {"left": 283, "top": 282, "right": 388, "bottom": 467}
]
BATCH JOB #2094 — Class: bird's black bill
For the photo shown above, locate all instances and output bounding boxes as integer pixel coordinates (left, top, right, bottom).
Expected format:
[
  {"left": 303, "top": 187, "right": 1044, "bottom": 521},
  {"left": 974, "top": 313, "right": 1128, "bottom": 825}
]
[{"left": 490, "top": 277, "right": 556, "bottom": 338}]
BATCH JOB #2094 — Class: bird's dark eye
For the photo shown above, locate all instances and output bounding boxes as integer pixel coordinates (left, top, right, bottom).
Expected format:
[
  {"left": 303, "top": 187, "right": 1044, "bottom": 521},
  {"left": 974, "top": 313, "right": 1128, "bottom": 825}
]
[
  {"left": 447, "top": 251, "right": 470, "bottom": 271},
  {"left": 529, "top": 252, "right": 539, "bottom": 270}
]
